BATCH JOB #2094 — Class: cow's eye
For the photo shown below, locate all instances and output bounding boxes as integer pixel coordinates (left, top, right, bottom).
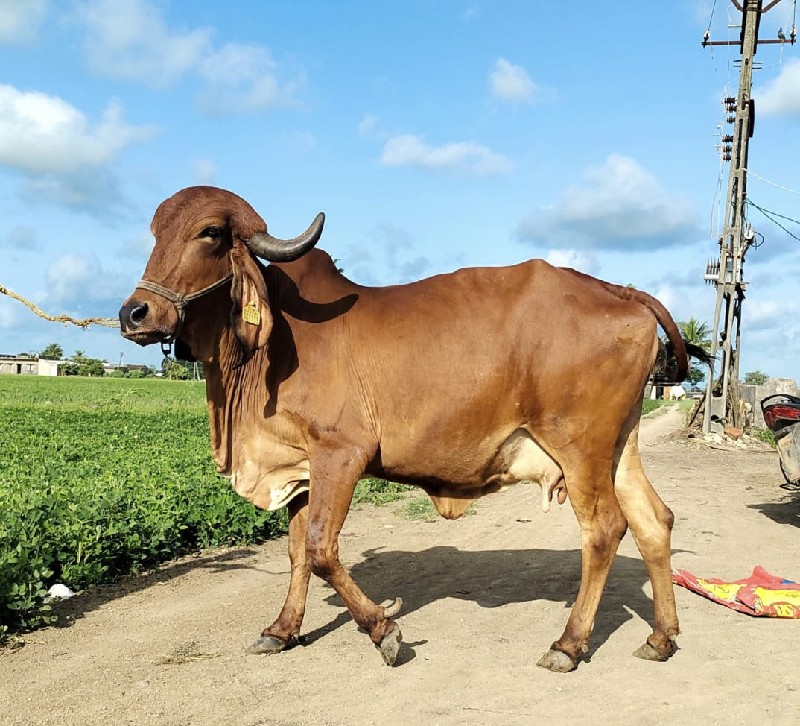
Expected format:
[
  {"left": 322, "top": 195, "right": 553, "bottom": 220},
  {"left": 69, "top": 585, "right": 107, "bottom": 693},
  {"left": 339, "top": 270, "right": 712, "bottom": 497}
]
[{"left": 198, "top": 226, "right": 222, "bottom": 240}]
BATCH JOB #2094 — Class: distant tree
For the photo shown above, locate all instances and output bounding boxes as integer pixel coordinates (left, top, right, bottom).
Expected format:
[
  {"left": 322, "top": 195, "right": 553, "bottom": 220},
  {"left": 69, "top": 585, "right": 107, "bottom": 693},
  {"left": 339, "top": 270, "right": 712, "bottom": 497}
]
[
  {"left": 677, "top": 318, "right": 712, "bottom": 387},
  {"left": 162, "top": 359, "right": 192, "bottom": 380},
  {"left": 40, "top": 343, "right": 63, "bottom": 359},
  {"left": 63, "top": 350, "right": 105, "bottom": 377},
  {"left": 744, "top": 370, "right": 769, "bottom": 386}
]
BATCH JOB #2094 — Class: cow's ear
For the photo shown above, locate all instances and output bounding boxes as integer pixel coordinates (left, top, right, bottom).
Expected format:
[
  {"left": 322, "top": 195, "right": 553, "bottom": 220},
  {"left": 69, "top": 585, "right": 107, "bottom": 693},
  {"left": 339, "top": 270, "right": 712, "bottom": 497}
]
[{"left": 229, "top": 240, "right": 272, "bottom": 365}]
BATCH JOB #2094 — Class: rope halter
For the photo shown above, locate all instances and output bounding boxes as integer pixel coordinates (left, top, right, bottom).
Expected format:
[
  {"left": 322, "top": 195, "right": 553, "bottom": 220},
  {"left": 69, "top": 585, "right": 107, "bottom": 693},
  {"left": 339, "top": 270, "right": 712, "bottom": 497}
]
[{"left": 135, "top": 274, "right": 233, "bottom": 353}]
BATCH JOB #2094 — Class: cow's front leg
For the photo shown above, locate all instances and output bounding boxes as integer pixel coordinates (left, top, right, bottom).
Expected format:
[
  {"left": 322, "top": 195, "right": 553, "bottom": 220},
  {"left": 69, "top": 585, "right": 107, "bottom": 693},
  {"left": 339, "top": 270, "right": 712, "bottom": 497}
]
[
  {"left": 306, "top": 446, "right": 403, "bottom": 665},
  {"left": 250, "top": 492, "right": 310, "bottom": 654}
]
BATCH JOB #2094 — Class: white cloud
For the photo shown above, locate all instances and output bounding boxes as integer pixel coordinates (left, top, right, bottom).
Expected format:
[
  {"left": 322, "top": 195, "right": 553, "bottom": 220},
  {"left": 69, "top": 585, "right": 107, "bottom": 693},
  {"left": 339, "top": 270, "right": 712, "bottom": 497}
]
[
  {"left": 747, "top": 299, "right": 788, "bottom": 330},
  {"left": 191, "top": 158, "right": 217, "bottom": 185},
  {"left": 518, "top": 154, "right": 699, "bottom": 250},
  {"left": 0, "top": 86, "right": 152, "bottom": 175},
  {"left": 118, "top": 230, "right": 155, "bottom": 260},
  {"left": 0, "top": 0, "right": 46, "bottom": 45},
  {"left": 0, "top": 226, "right": 39, "bottom": 250},
  {"left": 80, "top": 0, "right": 300, "bottom": 114},
  {"left": 0, "top": 299, "right": 21, "bottom": 328},
  {"left": 44, "top": 252, "right": 131, "bottom": 310},
  {"left": 461, "top": 4, "right": 480, "bottom": 21},
  {"left": 380, "top": 134, "right": 512, "bottom": 176},
  {"left": 289, "top": 132, "right": 317, "bottom": 151},
  {"left": 757, "top": 58, "right": 800, "bottom": 116},
  {"left": 358, "top": 114, "right": 378, "bottom": 137},
  {"left": 81, "top": 0, "right": 209, "bottom": 87},
  {"left": 343, "top": 223, "right": 432, "bottom": 286},
  {"left": 196, "top": 43, "right": 300, "bottom": 115},
  {"left": 544, "top": 249, "right": 598, "bottom": 275},
  {"left": 490, "top": 58, "right": 536, "bottom": 103}
]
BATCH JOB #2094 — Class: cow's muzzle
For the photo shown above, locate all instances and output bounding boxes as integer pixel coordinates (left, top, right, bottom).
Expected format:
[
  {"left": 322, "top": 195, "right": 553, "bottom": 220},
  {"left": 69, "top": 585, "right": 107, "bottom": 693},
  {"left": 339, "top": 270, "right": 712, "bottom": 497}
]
[{"left": 119, "top": 300, "right": 149, "bottom": 332}]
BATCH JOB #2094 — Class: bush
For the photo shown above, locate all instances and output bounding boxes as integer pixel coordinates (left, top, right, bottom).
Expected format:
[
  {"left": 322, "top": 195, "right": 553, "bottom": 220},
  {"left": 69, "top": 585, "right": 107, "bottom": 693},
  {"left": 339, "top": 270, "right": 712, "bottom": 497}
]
[{"left": 0, "top": 377, "right": 287, "bottom": 632}]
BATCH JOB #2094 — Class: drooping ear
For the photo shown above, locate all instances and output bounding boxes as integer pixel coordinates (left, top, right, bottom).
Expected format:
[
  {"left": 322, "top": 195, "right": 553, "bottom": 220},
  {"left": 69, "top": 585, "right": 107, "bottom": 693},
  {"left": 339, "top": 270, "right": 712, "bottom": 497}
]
[{"left": 229, "top": 240, "right": 273, "bottom": 365}]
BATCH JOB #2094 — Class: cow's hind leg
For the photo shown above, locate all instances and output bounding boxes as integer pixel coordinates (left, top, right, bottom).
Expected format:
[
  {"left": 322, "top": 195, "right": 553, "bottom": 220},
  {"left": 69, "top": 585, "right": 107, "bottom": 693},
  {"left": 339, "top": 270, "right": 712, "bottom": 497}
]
[
  {"left": 537, "top": 460, "right": 627, "bottom": 673},
  {"left": 613, "top": 416, "right": 679, "bottom": 661},
  {"left": 250, "top": 492, "right": 311, "bottom": 654}
]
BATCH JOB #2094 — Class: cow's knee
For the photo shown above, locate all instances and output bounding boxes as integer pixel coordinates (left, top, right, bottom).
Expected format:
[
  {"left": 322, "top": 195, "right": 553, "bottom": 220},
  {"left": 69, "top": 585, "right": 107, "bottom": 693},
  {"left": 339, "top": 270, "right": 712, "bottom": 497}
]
[
  {"left": 588, "top": 508, "right": 627, "bottom": 556},
  {"left": 659, "top": 503, "right": 675, "bottom": 531},
  {"left": 306, "top": 543, "right": 336, "bottom": 580}
]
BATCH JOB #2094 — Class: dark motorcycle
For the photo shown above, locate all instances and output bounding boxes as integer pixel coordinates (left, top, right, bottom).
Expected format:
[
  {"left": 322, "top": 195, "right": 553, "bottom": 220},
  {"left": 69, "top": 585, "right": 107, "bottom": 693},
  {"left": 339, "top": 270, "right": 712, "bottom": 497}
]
[{"left": 761, "top": 394, "right": 800, "bottom": 487}]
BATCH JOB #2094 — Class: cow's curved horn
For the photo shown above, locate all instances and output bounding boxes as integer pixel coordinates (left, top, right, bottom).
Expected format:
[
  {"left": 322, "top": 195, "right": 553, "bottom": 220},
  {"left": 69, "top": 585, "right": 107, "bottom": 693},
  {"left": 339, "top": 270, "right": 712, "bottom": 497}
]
[{"left": 244, "top": 212, "right": 325, "bottom": 262}]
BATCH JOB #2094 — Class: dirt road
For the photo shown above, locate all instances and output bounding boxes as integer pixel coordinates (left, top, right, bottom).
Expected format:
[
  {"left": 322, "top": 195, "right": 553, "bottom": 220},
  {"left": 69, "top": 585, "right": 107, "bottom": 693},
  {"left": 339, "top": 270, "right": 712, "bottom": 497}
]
[{"left": 3, "top": 408, "right": 799, "bottom": 726}]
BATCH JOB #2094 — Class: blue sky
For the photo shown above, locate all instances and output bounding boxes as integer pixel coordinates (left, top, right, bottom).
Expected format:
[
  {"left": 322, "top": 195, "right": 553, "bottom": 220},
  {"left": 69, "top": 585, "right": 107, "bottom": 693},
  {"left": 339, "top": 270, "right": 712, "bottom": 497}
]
[{"left": 0, "top": 0, "right": 798, "bottom": 379}]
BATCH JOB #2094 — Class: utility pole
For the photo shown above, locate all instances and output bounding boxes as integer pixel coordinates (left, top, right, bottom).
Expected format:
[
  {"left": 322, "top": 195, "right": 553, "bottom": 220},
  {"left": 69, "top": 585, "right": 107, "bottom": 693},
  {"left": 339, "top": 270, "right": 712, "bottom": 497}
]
[{"left": 701, "top": 0, "right": 796, "bottom": 434}]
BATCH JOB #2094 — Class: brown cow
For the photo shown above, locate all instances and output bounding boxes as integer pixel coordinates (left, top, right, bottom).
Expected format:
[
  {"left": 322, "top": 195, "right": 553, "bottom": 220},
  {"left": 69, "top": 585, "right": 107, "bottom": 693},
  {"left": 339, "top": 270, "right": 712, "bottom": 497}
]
[{"left": 119, "top": 186, "right": 706, "bottom": 672}]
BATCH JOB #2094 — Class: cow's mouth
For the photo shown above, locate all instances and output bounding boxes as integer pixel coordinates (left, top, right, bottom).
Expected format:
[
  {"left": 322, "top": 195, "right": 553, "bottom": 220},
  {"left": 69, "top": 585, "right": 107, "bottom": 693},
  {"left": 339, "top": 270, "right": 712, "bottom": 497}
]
[{"left": 121, "top": 328, "right": 171, "bottom": 347}]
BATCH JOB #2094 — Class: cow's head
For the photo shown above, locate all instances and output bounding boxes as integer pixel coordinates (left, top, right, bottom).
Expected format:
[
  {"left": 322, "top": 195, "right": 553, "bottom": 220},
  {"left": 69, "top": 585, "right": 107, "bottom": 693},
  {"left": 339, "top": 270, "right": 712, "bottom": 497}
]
[{"left": 119, "top": 186, "right": 324, "bottom": 363}]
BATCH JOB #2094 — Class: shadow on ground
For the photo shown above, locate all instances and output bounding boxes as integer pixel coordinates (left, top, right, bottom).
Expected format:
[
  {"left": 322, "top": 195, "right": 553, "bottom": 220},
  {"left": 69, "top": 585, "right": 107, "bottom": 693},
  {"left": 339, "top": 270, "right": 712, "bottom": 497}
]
[
  {"left": 749, "top": 495, "right": 800, "bottom": 527},
  {"left": 48, "top": 544, "right": 657, "bottom": 665},
  {"left": 303, "top": 546, "right": 655, "bottom": 662}
]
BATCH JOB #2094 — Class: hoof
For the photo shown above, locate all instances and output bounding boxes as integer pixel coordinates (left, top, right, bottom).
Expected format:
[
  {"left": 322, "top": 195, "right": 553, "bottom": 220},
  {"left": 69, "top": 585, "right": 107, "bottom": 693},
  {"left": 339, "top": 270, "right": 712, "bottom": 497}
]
[
  {"left": 248, "top": 634, "right": 295, "bottom": 655},
  {"left": 378, "top": 625, "right": 403, "bottom": 666},
  {"left": 632, "top": 639, "right": 674, "bottom": 662},
  {"left": 536, "top": 648, "right": 576, "bottom": 673}
]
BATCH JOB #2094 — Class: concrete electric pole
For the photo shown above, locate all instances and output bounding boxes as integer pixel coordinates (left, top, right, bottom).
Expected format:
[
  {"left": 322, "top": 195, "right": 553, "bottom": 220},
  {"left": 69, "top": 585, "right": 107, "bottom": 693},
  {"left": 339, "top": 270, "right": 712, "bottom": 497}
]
[{"left": 701, "top": 0, "right": 796, "bottom": 434}]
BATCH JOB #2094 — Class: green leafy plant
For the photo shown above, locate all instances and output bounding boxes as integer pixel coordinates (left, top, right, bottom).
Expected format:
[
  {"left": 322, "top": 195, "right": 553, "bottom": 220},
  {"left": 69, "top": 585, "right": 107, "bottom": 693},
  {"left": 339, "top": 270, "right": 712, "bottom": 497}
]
[{"left": 0, "top": 377, "right": 287, "bottom": 632}]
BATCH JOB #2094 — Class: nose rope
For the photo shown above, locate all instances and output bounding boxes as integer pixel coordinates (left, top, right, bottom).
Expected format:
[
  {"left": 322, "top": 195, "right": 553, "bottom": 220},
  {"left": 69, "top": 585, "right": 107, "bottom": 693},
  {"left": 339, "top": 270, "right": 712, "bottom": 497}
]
[{"left": 134, "top": 274, "right": 233, "bottom": 343}]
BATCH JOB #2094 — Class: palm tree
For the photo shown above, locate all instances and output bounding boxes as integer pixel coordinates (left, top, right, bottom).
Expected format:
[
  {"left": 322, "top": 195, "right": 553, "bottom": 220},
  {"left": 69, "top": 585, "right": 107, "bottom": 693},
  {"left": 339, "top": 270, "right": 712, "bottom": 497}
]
[
  {"left": 40, "top": 343, "right": 63, "bottom": 360},
  {"left": 677, "top": 318, "right": 711, "bottom": 351},
  {"left": 677, "top": 318, "right": 711, "bottom": 387}
]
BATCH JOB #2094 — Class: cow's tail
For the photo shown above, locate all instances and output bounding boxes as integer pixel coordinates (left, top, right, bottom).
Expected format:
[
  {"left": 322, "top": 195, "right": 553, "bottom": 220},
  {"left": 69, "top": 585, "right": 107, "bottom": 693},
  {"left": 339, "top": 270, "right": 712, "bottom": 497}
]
[{"left": 601, "top": 283, "right": 712, "bottom": 382}]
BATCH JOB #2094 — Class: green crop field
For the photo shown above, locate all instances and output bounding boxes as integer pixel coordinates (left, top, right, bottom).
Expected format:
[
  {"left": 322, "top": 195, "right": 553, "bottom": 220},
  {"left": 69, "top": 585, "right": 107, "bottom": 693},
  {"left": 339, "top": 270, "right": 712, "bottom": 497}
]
[{"left": 0, "top": 376, "right": 288, "bottom": 635}]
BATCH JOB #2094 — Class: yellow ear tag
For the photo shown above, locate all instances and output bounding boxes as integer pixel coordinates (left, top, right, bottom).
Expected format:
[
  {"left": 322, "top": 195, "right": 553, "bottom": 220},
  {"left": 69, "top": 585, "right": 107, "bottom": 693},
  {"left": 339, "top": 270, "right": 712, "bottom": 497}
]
[{"left": 242, "top": 302, "right": 261, "bottom": 325}]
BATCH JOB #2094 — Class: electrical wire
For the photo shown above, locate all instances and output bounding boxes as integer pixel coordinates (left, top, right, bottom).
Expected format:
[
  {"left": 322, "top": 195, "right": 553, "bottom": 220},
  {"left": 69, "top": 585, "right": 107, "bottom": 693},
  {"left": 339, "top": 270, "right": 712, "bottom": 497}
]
[
  {"left": 709, "top": 157, "right": 726, "bottom": 239},
  {"left": 707, "top": 0, "right": 718, "bottom": 35},
  {"left": 747, "top": 199, "right": 800, "bottom": 242},
  {"left": 745, "top": 168, "right": 800, "bottom": 195}
]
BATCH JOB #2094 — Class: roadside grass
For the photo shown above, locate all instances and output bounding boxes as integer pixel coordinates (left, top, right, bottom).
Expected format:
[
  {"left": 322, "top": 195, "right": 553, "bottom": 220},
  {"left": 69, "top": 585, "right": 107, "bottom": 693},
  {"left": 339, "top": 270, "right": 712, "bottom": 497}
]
[
  {"left": 352, "top": 478, "right": 410, "bottom": 506},
  {"left": 751, "top": 428, "right": 776, "bottom": 447}
]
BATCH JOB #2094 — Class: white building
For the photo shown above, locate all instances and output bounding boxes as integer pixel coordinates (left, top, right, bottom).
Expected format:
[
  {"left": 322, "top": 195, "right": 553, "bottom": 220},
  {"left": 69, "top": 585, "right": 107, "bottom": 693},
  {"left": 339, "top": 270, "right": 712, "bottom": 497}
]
[{"left": 0, "top": 354, "right": 64, "bottom": 376}]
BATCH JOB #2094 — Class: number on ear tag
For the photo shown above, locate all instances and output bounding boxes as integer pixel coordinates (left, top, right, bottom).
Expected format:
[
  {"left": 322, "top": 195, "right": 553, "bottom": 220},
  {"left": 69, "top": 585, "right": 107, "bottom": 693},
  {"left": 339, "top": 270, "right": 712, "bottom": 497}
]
[{"left": 242, "top": 302, "right": 261, "bottom": 325}]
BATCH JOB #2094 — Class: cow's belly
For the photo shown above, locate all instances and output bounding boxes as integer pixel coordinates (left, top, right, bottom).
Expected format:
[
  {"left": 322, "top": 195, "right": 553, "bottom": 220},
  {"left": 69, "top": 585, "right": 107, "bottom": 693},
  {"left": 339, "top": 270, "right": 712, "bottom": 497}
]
[{"left": 412, "top": 429, "right": 567, "bottom": 520}]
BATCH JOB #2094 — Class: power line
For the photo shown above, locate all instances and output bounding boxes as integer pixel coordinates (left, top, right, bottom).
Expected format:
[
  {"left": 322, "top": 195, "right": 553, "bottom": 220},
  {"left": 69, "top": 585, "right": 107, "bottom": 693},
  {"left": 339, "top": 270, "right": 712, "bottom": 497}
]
[
  {"left": 744, "top": 168, "right": 800, "bottom": 195},
  {"left": 747, "top": 199, "right": 800, "bottom": 241}
]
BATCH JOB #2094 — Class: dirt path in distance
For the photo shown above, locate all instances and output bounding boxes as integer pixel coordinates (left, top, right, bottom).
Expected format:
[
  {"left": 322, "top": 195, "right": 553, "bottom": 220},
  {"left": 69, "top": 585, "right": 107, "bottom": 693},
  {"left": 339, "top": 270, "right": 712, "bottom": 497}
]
[{"left": 2, "top": 408, "right": 799, "bottom": 726}]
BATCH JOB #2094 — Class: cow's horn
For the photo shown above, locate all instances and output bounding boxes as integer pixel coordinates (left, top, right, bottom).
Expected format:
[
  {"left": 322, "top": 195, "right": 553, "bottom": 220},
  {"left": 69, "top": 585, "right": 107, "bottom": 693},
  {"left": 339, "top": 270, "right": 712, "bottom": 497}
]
[{"left": 244, "top": 212, "right": 325, "bottom": 262}]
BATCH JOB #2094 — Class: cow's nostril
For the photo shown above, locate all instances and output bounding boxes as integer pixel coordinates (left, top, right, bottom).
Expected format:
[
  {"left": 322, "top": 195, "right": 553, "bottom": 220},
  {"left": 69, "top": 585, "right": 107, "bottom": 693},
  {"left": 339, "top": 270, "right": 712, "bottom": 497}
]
[
  {"left": 119, "top": 301, "right": 149, "bottom": 330},
  {"left": 130, "top": 303, "right": 148, "bottom": 324}
]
